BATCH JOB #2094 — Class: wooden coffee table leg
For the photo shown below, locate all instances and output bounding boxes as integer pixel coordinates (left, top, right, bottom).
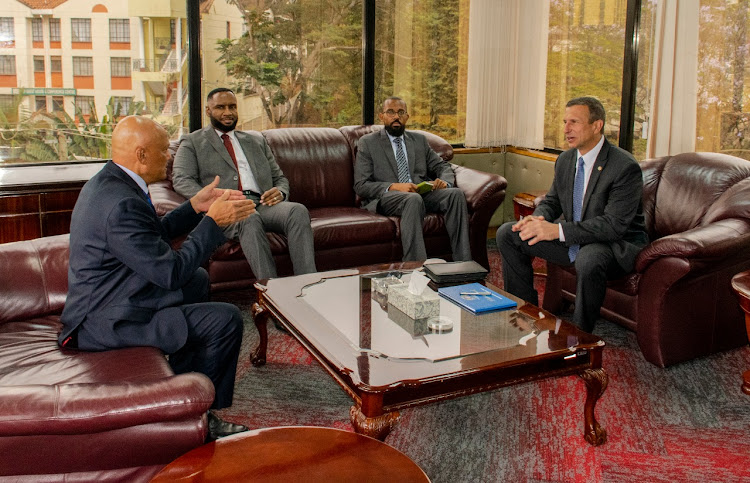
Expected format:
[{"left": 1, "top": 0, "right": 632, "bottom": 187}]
[
  {"left": 250, "top": 302, "right": 269, "bottom": 367},
  {"left": 580, "top": 367, "right": 608, "bottom": 446},
  {"left": 350, "top": 394, "right": 399, "bottom": 441}
]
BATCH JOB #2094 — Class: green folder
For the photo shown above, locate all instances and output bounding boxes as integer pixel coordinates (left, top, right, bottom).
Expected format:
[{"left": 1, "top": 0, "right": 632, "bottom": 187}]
[{"left": 416, "top": 181, "right": 434, "bottom": 195}]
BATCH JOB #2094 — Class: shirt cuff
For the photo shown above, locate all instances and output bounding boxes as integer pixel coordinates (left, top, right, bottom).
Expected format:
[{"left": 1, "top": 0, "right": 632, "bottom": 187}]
[{"left": 558, "top": 224, "right": 566, "bottom": 242}]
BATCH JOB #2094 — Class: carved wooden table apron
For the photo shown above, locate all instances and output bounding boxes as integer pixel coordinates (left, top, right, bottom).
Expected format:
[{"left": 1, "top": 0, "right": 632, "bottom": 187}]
[{"left": 251, "top": 263, "right": 608, "bottom": 446}]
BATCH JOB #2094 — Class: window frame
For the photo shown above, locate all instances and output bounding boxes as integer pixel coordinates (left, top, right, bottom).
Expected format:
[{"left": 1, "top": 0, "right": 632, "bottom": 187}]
[
  {"left": 71, "top": 18, "right": 92, "bottom": 43},
  {"left": 110, "top": 57, "right": 131, "bottom": 77},
  {"left": 49, "top": 18, "right": 61, "bottom": 42},
  {"left": 109, "top": 19, "right": 130, "bottom": 43},
  {"left": 0, "top": 55, "right": 16, "bottom": 75},
  {"left": 72, "top": 56, "right": 93, "bottom": 76}
]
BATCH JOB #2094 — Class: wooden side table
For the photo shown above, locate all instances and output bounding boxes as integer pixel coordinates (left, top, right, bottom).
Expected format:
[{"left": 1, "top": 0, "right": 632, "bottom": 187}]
[
  {"left": 512, "top": 190, "right": 547, "bottom": 220},
  {"left": 151, "top": 426, "right": 430, "bottom": 482},
  {"left": 730, "top": 271, "right": 750, "bottom": 395}
]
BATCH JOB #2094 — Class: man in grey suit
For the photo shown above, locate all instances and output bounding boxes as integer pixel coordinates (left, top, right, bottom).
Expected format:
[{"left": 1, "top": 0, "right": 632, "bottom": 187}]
[
  {"left": 496, "top": 96, "right": 648, "bottom": 332},
  {"left": 172, "top": 88, "right": 316, "bottom": 280},
  {"left": 354, "top": 96, "right": 471, "bottom": 262},
  {"left": 60, "top": 116, "right": 255, "bottom": 441}
]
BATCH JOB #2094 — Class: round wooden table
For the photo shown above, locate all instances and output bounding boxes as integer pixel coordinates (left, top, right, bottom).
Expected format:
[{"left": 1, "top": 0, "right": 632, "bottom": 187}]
[
  {"left": 151, "top": 426, "right": 430, "bottom": 482},
  {"left": 731, "top": 271, "right": 750, "bottom": 395}
]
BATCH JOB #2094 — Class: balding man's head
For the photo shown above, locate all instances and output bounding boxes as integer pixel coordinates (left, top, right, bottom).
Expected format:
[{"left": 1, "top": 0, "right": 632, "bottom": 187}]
[{"left": 111, "top": 116, "right": 170, "bottom": 184}]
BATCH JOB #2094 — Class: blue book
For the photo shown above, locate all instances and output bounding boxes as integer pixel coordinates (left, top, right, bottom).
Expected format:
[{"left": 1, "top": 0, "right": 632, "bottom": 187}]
[{"left": 438, "top": 283, "right": 517, "bottom": 314}]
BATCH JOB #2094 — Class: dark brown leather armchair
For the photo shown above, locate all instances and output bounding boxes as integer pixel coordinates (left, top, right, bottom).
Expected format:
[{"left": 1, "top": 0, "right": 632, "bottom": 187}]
[
  {"left": 0, "top": 234, "right": 214, "bottom": 481},
  {"left": 543, "top": 152, "right": 750, "bottom": 367}
]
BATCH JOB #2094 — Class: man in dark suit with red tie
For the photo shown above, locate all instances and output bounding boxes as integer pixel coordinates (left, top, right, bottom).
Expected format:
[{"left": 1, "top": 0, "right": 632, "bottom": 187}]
[
  {"left": 496, "top": 96, "right": 648, "bottom": 332},
  {"left": 172, "top": 88, "right": 316, "bottom": 280},
  {"left": 59, "top": 116, "right": 256, "bottom": 441}
]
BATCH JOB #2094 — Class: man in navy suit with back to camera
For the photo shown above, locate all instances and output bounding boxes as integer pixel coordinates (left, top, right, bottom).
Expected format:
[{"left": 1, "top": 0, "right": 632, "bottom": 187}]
[
  {"left": 496, "top": 96, "right": 648, "bottom": 332},
  {"left": 59, "top": 115, "right": 255, "bottom": 441},
  {"left": 354, "top": 96, "right": 471, "bottom": 262}
]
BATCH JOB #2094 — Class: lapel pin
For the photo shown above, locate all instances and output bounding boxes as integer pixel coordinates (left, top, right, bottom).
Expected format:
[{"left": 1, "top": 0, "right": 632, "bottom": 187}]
[{"left": 597, "top": 166, "right": 602, "bottom": 171}]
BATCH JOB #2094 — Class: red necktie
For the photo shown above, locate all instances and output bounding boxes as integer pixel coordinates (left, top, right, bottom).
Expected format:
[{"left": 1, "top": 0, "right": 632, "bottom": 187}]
[{"left": 221, "top": 133, "right": 243, "bottom": 190}]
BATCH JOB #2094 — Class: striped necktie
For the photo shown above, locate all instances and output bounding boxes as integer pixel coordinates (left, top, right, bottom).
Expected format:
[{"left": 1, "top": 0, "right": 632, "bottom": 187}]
[{"left": 394, "top": 137, "right": 411, "bottom": 183}]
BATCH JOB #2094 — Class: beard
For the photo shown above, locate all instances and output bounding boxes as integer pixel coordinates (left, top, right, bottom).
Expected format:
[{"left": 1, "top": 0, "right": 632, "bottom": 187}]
[
  {"left": 384, "top": 122, "right": 405, "bottom": 137},
  {"left": 209, "top": 115, "right": 238, "bottom": 133}
]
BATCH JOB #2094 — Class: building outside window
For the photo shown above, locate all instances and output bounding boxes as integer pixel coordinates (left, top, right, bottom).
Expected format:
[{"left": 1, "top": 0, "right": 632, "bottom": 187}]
[
  {"left": 0, "top": 17, "right": 13, "bottom": 44},
  {"left": 74, "top": 96, "right": 94, "bottom": 116},
  {"left": 50, "top": 56, "right": 61, "bottom": 72},
  {"left": 72, "top": 57, "right": 93, "bottom": 76},
  {"left": 110, "top": 57, "right": 131, "bottom": 77},
  {"left": 71, "top": 18, "right": 91, "bottom": 42},
  {"left": 49, "top": 18, "right": 60, "bottom": 42},
  {"left": 0, "top": 55, "right": 16, "bottom": 75},
  {"left": 109, "top": 19, "right": 130, "bottom": 43},
  {"left": 31, "top": 18, "right": 43, "bottom": 42},
  {"left": 33, "top": 56, "right": 44, "bottom": 72}
]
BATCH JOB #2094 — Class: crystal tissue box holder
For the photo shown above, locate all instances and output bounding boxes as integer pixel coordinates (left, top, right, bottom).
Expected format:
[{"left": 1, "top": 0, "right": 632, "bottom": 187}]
[
  {"left": 387, "top": 284, "right": 440, "bottom": 319},
  {"left": 372, "top": 275, "right": 404, "bottom": 295}
]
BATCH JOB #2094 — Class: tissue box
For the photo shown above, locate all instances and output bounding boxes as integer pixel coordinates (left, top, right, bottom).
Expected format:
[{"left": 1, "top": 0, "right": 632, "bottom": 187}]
[
  {"left": 387, "top": 303, "right": 429, "bottom": 336},
  {"left": 387, "top": 284, "right": 440, "bottom": 319}
]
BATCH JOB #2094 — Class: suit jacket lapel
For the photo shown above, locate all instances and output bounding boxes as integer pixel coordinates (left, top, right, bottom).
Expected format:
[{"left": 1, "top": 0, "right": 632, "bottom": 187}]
[
  {"left": 581, "top": 140, "right": 610, "bottom": 216},
  {"left": 205, "top": 126, "right": 239, "bottom": 172},
  {"left": 404, "top": 131, "right": 417, "bottom": 175},
  {"left": 378, "top": 129, "right": 400, "bottom": 180}
]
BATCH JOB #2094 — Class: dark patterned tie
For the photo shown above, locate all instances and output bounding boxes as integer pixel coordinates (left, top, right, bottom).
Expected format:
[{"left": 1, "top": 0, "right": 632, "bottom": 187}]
[
  {"left": 568, "top": 156, "right": 586, "bottom": 262},
  {"left": 221, "top": 133, "right": 243, "bottom": 190},
  {"left": 394, "top": 137, "right": 411, "bottom": 183}
]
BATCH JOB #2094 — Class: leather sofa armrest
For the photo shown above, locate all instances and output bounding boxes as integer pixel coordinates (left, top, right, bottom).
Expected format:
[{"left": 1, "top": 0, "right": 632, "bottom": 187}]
[
  {"left": 635, "top": 218, "right": 750, "bottom": 273},
  {"left": 0, "top": 373, "right": 214, "bottom": 436},
  {"left": 149, "top": 180, "right": 187, "bottom": 217},
  {"left": 453, "top": 164, "right": 507, "bottom": 213}
]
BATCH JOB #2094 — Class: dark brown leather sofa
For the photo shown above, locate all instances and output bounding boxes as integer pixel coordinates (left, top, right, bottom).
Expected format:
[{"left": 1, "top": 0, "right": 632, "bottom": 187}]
[
  {"left": 149, "top": 125, "right": 507, "bottom": 292},
  {"left": 542, "top": 152, "right": 750, "bottom": 367},
  {"left": 0, "top": 234, "right": 214, "bottom": 482}
]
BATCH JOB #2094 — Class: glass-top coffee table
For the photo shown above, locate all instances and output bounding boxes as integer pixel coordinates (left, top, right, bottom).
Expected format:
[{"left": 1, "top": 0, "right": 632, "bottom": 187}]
[{"left": 251, "top": 263, "right": 608, "bottom": 445}]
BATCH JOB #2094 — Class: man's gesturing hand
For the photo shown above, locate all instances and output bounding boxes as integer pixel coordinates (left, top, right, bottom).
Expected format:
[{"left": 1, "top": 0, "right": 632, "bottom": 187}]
[
  {"left": 205, "top": 190, "right": 256, "bottom": 227},
  {"left": 191, "top": 176, "right": 246, "bottom": 213}
]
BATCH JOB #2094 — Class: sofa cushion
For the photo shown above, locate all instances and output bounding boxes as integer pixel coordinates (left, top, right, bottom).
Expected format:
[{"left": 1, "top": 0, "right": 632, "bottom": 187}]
[{"left": 310, "top": 207, "right": 397, "bottom": 249}]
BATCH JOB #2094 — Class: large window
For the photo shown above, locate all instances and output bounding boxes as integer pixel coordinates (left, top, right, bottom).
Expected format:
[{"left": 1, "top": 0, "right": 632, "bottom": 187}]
[
  {"left": 111, "top": 57, "right": 131, "bottom": 77},
  {"left": 49, "top": 18, "right": 61, "bottom": 42},
  {"left": 72, "top": 57, "right": 93, "bottom": 76},
  {"left": 212, "top": 0, "right": 363, "bottom": 131},
  {"left": 374, "top": 0, "right": 465, "bottom": 143},
  {"left": 50, "top": 56, "right": 61, "bottom": 73},
  {"left": 0, "top": 55, "right": 15, "bottom": 75},
  {"left": 109, "top": 19, "right": 130, "bottom": 43},
  {"left": 71, "top": 18, "right": 91, "bottom": 42},
  {"left": 33, "top": 56, "right": 44, "bottom": 72},
  {"left": 31, "top": 18, "right": 43, "bottom": 42}
]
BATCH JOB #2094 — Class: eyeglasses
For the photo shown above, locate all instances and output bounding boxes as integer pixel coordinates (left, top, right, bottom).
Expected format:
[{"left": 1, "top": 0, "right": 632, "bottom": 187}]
[{"left": 384, "top": 109, "right": 407, "bottom": 117}]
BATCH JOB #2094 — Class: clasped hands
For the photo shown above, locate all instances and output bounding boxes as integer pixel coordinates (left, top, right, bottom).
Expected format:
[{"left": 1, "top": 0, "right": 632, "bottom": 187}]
[
  {"left": 191, "top": 176, "right": 255, "bottom": 227},
  {"left": 512, "top": 215, "right": 559, "bottom": 246},
  {"left": 389, "top": 178, "right": 449, "bottom": 192}
]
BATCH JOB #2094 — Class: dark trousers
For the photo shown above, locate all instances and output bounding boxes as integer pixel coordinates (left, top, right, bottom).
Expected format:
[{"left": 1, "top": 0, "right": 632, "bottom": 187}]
[
  {"left": 167, "top": 269, "right": 244, "bottom": 410},
  {"left": 496, "top": 222, "right": 625, "bottom": 332}
]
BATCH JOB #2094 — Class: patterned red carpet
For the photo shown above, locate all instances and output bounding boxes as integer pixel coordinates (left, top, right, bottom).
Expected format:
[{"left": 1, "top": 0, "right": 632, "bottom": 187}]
[{"left": 214, "top": 245, "right": 750, "bottom": 483}]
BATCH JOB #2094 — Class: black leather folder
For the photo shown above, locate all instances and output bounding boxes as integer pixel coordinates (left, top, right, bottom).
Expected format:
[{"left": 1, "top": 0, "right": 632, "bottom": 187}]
[{"left": 422, "top": 261, "right": 488, "bottom": 284}]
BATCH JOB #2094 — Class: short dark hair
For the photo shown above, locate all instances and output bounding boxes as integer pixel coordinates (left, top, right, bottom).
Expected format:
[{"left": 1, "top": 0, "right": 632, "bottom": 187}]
[
  {"left": 381, "top": 96, "right": 407, "bottom": 112},
  {"left": 566, "top": 96, "right": 605, "bottom": 131},
  {"left": 207, "top": 87, "right": 234, "bottom": 102}
]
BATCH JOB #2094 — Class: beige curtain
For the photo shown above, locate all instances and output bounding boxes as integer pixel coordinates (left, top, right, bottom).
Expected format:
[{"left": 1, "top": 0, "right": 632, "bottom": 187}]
[
  {"left": 647, "top": 0, "right": 699, "bottom": 158},
  {"left": 464, "top": 0, "right": 549, "bottom": 149}
]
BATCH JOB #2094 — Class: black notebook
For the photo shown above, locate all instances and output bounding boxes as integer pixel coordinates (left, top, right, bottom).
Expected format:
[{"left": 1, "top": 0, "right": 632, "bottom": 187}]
[{"left": 422, "top": 261, "right": 488, "bottom": 284}]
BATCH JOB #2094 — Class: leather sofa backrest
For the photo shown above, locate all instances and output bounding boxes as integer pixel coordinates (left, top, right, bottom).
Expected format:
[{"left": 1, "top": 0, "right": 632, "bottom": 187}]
[
  {"left": 641, "top": 152, "right": 750, "bottom": 240},
  {"left": 0, "top": 234, "right": 69, "bottom": 324},
  {"left": 339, "top": 125, "right": 454, "bottom": 164},
  {"left": 261, "top": 127, "right": 355, "bottom": 209}
]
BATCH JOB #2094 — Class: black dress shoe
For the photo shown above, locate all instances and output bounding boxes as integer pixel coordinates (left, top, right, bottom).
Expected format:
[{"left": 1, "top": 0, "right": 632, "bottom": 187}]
[{"left": 206, "top": 411, "right": 248, "bottom": 442}]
